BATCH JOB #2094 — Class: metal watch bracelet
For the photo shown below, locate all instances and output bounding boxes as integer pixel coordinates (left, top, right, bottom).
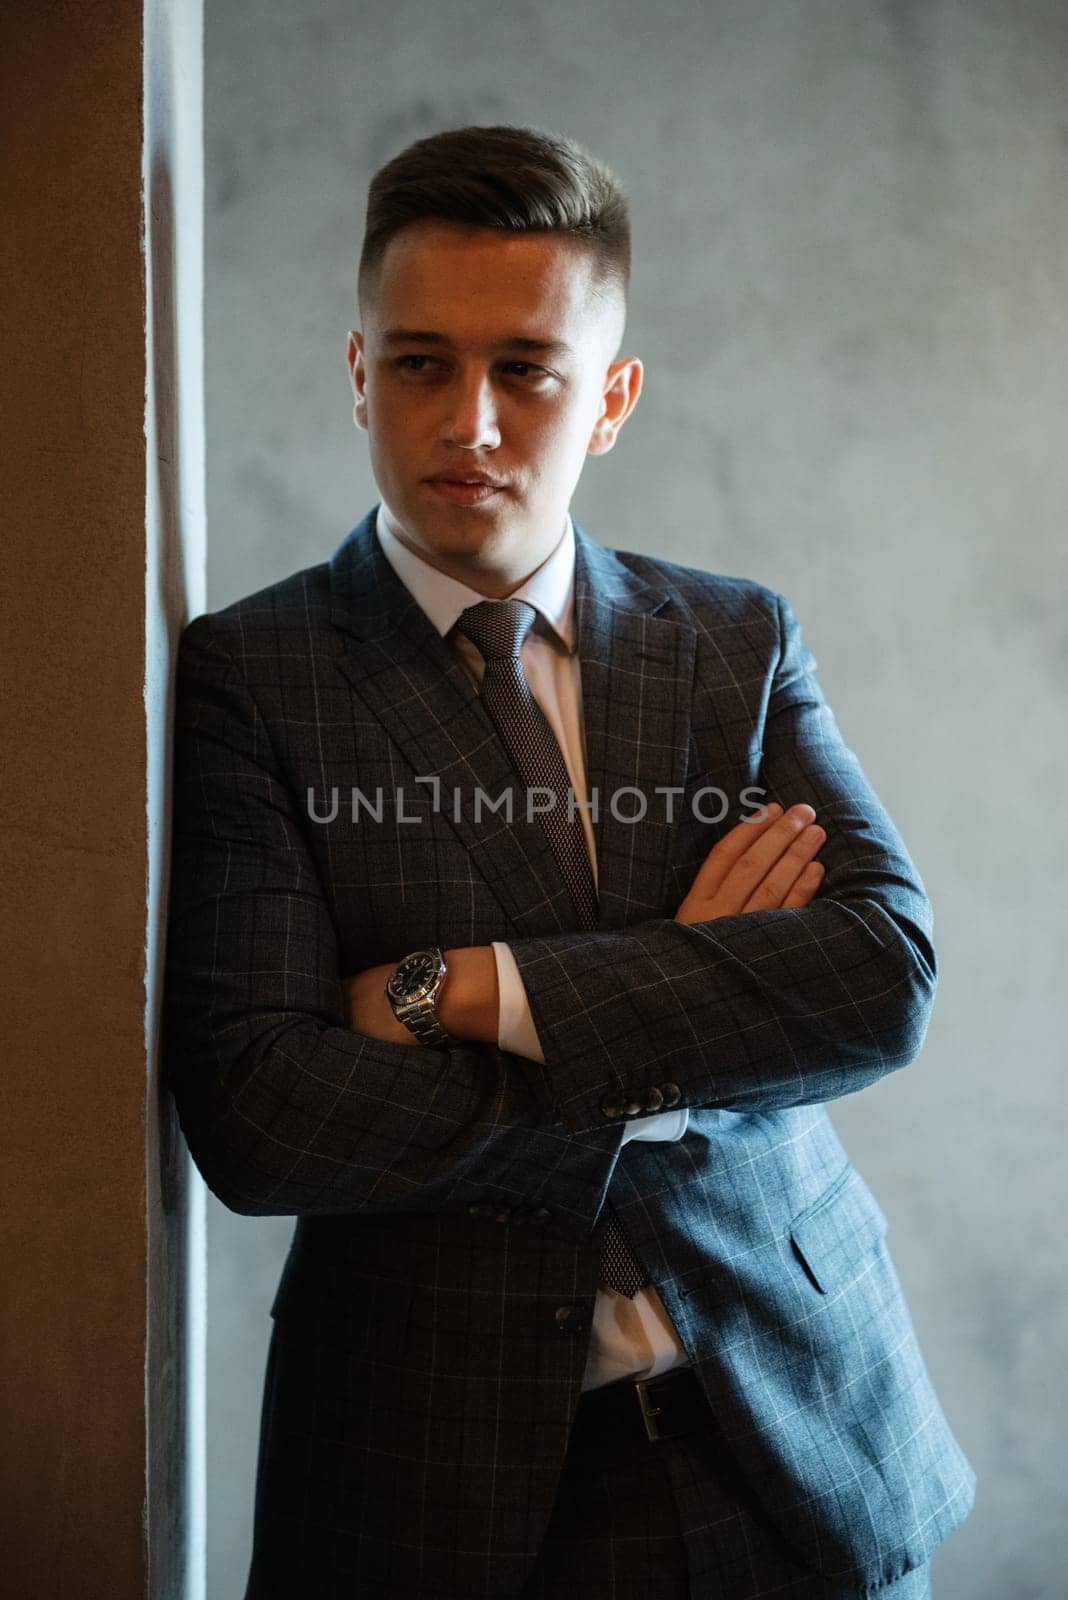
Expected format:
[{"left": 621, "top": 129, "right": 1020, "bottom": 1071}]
[
  {"left": 386, "top": 946, "right": 456, "bottom": 1047},
  {"left": 392, "top": 1000, "right": 454, "bottom": 1047}
]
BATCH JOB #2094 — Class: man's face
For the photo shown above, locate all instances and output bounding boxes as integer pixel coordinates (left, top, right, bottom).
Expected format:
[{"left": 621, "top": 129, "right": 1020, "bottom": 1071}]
[{"left": 347, "top": 221, "right": 642, "bottom": 588}]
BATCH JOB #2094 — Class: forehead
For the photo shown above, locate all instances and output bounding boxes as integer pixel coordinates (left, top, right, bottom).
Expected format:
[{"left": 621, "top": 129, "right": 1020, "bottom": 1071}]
[{"left": 366, "top": 221, "right": 608, "bottom": 346}]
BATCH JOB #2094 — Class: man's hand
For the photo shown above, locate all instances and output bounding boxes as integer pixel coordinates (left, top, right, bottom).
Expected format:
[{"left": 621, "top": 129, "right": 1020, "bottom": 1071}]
[{"left": 675, "top": 802, "right": 825, "bottom": 925}]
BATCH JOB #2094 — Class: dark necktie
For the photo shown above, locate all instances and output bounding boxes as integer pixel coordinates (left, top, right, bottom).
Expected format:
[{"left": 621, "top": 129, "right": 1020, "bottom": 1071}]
[{"left": 453, "top": 598, "right": 649, "bottom": 1299}]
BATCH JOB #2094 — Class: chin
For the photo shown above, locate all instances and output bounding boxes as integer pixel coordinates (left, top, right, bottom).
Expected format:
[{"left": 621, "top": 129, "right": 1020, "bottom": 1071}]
[{"left": 401, "top": 494, "right": 512, "bottom": 549}]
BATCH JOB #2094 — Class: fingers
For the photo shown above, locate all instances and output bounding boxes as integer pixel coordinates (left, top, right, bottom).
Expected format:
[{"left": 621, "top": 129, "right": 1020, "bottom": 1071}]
[
  {"left": 780, "top": 860, "right": 825, "bottom": 909},
  {"left": 680, "top": 802, "right": 787, "bottom": 903},
  {"left": 712, "top": 804, "right": 821, "bottom": 917},
  {"left": 742, "top": 832, "right": 825, "bottom": 912},
  {"left": 675, "top": 801, "right": 828, "bottom": 923}
]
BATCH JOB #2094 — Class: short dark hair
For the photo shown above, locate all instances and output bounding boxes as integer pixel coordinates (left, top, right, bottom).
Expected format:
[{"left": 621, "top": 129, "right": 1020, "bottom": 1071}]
[{"left": 358, "top": 124, "right": 630, "bottom": 319}]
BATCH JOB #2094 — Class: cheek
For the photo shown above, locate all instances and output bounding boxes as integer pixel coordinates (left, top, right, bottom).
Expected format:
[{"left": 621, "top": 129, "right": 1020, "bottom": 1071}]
[
  {"left": 367, "top": 384, "right": 404, "bottom": 424},
  {"left": 367, "top": 393, "right": 423, "bottom": 454},
  {"left": 528, "top": 398, "right": 597, "bottom": 462}
]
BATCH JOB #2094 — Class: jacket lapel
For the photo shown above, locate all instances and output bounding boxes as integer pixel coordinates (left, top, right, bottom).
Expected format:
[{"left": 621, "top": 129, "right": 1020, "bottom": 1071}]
[
  {"left": 572, "top": 523, "right": 696, "bottom": 924},
  {"left": 328, "top": 507, "right": 696, "bottom": 933}
]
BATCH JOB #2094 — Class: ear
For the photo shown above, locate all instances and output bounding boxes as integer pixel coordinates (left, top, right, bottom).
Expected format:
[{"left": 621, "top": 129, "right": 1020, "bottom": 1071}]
[
  {"left": 587, "top": 356, "right": 643, "bottom": 456},
  {"left": 347, "top": 330, "right": 368, "bottom": 431}
]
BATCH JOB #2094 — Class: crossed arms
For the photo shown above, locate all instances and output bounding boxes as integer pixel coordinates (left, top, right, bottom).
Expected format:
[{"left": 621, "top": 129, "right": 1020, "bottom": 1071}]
[
  {"left": 344, "top": 800, "right": 830, "bottom": 1047},
  {"left": 161, "top": 591, "right": 935, "bottom": 1232}
]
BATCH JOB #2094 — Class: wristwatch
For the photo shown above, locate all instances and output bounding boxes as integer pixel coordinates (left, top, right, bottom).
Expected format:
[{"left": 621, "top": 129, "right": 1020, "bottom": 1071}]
[{"left": 385, "top": 946, "right": 456, "bottom": 1046}]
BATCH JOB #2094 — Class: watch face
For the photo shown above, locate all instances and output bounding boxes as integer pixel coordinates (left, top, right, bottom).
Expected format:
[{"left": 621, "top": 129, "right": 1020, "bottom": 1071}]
[{"left": 388, "top": 949, "right": 441, "bottom": 1002}]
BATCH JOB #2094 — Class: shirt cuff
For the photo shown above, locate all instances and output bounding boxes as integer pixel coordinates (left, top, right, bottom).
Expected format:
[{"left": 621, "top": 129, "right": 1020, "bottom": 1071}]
[
  {"left": 620, "top": 1109, "right": 689, "bottom": 1145},
  {"left": 491, "top": 940, "right": 546, "bottom": 1063}
]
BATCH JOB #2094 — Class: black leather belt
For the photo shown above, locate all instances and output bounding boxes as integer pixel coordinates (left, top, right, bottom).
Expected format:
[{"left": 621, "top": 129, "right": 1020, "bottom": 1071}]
[{"left": 573, "top": 1366, "right": 710, "bottom": 1445}]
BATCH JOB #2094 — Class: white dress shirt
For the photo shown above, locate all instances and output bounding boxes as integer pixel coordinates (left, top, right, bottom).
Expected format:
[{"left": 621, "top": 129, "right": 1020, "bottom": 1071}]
[{"left": 375, "top": 499, "right": 692, "bottom": 1390}]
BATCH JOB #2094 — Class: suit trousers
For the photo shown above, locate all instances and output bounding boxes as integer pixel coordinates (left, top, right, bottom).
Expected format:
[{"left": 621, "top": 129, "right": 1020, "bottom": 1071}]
[{"left": 520, "top": 1386, "right": 934, "bottom": 1600}]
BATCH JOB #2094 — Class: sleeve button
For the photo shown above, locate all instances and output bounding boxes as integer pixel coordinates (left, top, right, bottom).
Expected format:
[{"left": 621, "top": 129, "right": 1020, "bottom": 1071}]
[
  {"left": 623, "top": 1097, "right": 645, "bottom": 1118},
  {"left": 601, "top": 1100, "right": 624, "bottom": 1119},
  {"left": 660, "top": 1082, "right": 681, "bottom": 1108},
  {"left": 644, "top": 1086, "right": 664, "bottom": 1113}
]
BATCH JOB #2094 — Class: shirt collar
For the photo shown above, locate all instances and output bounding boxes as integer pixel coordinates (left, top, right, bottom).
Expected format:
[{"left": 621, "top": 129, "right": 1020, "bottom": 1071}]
[{"left": 375, "top": 498, "right": 576, "bottom": 653}]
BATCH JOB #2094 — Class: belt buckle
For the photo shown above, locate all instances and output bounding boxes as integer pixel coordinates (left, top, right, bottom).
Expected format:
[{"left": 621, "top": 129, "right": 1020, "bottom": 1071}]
[{"left": 634, "top": 1374, "right": 671, "bottom": 1442}]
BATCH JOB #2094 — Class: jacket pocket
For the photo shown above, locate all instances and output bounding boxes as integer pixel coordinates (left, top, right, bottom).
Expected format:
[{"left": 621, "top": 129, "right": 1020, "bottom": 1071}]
[
  {"left": 270, "top": 1257, "right": 414, "bottom": 1361},
  {"left": 789, "top": 1164, "right": 889, "bottom": 1295}
]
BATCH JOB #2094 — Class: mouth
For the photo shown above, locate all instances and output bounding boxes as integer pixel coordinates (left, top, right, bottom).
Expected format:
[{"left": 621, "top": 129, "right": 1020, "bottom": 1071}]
[{"left": 424, "top": 475, "right": 505, "bottom": 506}]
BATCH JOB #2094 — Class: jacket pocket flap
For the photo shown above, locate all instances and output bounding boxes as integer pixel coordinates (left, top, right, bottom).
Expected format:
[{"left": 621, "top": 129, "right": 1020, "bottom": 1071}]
[
  {"left": 789, "top": 1166, "right": 889, "bottom": 1295},
  {"left": 270, "top": 1258, "right": 414, "bottom": 1355}
]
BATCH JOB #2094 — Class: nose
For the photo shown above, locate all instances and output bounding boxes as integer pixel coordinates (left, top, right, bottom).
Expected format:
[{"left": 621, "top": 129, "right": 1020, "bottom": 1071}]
[{"left": 440, "top": 368, "right": 502, "bottom": 451}]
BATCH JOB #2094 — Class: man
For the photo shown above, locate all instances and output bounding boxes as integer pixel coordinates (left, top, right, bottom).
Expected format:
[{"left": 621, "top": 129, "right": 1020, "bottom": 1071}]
[{"left": 163, "top": 125, "right": 975, "bottom": 1599}]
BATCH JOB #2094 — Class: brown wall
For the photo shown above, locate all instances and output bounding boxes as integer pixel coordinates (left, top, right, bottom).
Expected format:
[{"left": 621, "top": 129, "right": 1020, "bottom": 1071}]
[{"left": 1, "top": 4, "right": 150, "bottom": 1592}]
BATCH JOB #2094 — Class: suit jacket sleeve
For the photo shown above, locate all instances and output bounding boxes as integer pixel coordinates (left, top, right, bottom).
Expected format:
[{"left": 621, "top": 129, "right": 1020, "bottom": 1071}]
[
  {"left": 492, "top": 939, "right": 689, "bottom": 1145},
  {"left": 504, "top": 590, "right": 938, "bottom": 1135},
  {"left": 161, "top": 619, "right": 620, "bottom": 1229}
]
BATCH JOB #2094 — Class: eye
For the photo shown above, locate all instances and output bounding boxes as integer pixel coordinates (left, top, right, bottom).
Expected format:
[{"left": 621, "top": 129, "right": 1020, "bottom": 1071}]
[
  {"left": 503, "top": 361, "right": 549, "bottom": 379},
  {"left": 395, "top": 354, "right": 438, "bottom": 372}
]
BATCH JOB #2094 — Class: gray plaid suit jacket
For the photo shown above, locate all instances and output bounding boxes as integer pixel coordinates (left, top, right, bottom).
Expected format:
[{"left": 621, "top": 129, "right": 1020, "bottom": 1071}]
[{"left": 162, "top": 505, "right": 976, "bottom": 1598}]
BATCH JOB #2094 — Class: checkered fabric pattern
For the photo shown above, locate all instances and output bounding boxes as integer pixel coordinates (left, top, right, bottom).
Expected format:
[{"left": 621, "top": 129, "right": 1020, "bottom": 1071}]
[
  {"left": 454, "top": 597, "right": 647, "bottom": 1300},
  {"left": 521, "top": 1398, "right": 934, "bottom": 1598},
  {"left": 162, "top": 505, "right": 976, "bottom": 1599}
]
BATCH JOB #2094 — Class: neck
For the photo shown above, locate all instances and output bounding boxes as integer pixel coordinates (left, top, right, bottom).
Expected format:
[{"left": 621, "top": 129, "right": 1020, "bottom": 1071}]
[{"left": 386, "top": 515, "right": 566, "bottom": 599}]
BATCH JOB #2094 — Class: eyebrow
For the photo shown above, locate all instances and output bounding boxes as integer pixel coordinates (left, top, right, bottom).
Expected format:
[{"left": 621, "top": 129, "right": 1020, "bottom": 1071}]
[{"left": 380, "top": 328, "right": 574, "bottom": 359}]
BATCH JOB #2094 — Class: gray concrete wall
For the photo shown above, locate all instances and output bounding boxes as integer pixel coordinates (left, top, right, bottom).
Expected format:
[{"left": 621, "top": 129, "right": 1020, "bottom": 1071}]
[{"left": 204, "top": 3, "right": 1068, "bottom": 1595}]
